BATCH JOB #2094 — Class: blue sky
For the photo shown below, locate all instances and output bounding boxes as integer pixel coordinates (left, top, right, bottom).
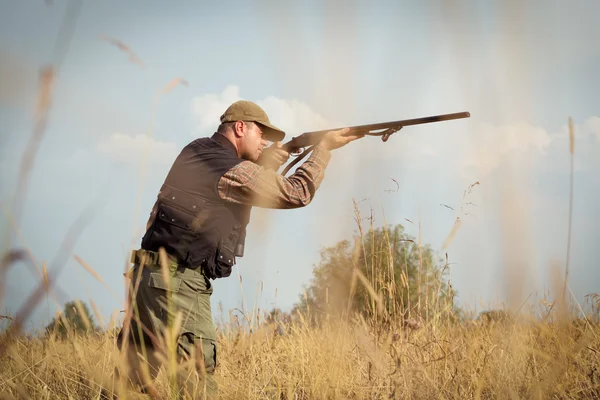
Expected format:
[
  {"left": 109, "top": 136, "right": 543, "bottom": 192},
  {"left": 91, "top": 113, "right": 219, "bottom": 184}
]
[{"left": 1, "top": 1, "right": 599, "bottom": 331}]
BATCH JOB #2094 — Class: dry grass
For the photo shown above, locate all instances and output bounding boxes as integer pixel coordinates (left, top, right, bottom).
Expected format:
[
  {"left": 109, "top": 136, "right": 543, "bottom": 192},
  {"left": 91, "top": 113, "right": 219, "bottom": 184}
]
[
  {"left": 0, "top": 308, "right": 599, "bottom": 399},
  {"left": 2, "top": 161, "right": 598, "bottom": 398},
  {"left": 219, "top": 312, "right": 600, "bottom": 399}
]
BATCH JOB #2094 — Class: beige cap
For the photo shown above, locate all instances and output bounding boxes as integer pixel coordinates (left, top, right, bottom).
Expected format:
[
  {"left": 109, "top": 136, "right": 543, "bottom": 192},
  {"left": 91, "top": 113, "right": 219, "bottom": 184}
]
[{"left": 220, "top": 100, "right": 285, "bottom": 142}]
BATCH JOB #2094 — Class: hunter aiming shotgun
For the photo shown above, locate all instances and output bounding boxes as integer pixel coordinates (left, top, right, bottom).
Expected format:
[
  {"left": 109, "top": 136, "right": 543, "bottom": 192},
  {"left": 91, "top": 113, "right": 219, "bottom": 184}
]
[
  {"left": 119, "top": 99, "right": 469, "bottom": 396},
  {"left": 280, "top": 111, "right": 471, "bottom": 175}
]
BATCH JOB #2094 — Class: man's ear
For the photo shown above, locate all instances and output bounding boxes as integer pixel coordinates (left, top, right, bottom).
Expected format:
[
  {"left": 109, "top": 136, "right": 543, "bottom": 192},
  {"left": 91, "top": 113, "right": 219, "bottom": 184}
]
[{"left": 233, "top": 120, "right": 246, "bottom": 138}]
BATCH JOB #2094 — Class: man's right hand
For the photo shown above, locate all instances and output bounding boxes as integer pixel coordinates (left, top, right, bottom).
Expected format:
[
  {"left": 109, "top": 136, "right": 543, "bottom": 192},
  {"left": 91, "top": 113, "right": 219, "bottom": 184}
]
[{"left": 321, "top": 128, "right": 365, "bottom": 151}]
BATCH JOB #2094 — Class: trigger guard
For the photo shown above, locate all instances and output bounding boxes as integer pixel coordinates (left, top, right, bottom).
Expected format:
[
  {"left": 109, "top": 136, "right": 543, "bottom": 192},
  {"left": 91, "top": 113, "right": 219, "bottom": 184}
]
[
  {"left": 291, "top": 148, "right": 305, "bottom": 156},
  {"left": 381, "top": 126, "right": 402, "bottom": 142}
]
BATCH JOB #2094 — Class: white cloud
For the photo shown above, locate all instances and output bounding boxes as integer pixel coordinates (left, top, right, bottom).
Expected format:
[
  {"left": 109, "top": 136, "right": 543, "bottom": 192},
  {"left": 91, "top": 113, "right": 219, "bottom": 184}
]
[
  {"left": 553, "top": 116, "right": 600, "bottom": 141},
  {"left": 462, "top": 121, "right": 552, "bottom": 176},
  {"left": 191, "top": 85, "right": 242, "bottom": 134},
  {"left": 578, "top": 116, "right": 600, "bottom": 142},
  {"left": 97, "top": 133, "right": 178, "bottom": 167},
  {"left": 591, "top": 119, "right": 600, "bottom": 142},
  {"left": 257, "top": 96, "right": 331, "bottom": 134},
  {"left": 190, "top": 85, "right": 331, "bottom": 138}
]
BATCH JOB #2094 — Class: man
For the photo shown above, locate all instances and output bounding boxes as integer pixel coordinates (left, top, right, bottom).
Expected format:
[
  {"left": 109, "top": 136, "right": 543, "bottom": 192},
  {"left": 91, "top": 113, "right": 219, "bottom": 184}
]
[{"left": 116, "top": 100, "right": 364, "bottom": 398}]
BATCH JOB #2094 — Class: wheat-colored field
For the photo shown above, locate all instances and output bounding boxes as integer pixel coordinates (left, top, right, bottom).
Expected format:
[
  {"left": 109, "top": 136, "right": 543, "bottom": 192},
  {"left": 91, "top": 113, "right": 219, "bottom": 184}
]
[
  {"left": 1, "top": 304, "right": 599, "bottom": 399},
  {"left": 1, "top": 194, "right": 599, "bottom": 399},
  {"left": 2, "top": 193, "right": 598, "bottom": 399}
]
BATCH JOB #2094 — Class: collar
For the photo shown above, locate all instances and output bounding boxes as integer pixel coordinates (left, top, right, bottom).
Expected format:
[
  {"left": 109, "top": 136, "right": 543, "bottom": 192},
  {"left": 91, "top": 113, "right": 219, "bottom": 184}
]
[{"left": 211, "top": 133, "right": 239, "bottom": 158}]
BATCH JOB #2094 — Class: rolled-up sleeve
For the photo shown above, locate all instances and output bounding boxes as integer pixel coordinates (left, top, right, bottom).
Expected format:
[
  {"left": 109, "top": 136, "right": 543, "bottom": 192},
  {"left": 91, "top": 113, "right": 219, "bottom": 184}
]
[{"left": 217, "top": 143, "right": 331, "bottom": 209}]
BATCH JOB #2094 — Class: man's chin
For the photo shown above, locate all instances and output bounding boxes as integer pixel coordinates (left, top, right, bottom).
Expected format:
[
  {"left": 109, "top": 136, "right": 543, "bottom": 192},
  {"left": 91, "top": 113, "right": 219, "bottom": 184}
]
[
  {"left": 247, "top": 154, "right": 261, "bottom": 163},
  {"left": 240, "top": 152, "right": 259, "bottom": 162}
]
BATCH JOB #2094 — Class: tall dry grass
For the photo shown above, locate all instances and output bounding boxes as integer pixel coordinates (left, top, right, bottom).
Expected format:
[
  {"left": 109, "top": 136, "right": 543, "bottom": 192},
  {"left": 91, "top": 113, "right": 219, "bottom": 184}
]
[
  {"left": 0, "top": 297, "right": 599, "bottom": 399},
  {"left": 1, "top": 196, "right": 599, "bottom": 398}
]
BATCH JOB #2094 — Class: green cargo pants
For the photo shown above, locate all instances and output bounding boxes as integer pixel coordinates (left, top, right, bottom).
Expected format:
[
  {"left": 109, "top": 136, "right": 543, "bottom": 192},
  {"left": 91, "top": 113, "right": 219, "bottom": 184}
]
[{"left": 117, "top": 252, "right": 218, "bottom": 398}]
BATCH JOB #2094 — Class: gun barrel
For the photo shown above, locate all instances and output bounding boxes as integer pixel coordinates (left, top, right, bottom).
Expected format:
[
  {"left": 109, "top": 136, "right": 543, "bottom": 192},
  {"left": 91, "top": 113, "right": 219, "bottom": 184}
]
[
  {"left": 312, "top": 111, "right": 470, "bottom": 136},
  {"left": 281, "top": 111, "right": 470, "bottom": 153}
]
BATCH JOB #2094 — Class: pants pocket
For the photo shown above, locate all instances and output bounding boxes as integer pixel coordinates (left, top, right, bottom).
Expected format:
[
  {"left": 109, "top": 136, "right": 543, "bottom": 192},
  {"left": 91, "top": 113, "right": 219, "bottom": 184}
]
[
  {"left": 148, "top": 272, "right": 182, "bottom": 292},
  {"left": 202, "top": 338, "right": 217, "bottom": 372},
  {"left": 146, "top": 271, "right": 183, "bottom": 323},
  {"left": 177, "top": 333, "right": 217, "bottom": 373}
]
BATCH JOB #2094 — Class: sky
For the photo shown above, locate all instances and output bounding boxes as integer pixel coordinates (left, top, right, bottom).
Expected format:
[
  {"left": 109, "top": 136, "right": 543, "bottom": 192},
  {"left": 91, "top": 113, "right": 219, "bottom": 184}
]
[{"left": 1, "top": 0, "right": 599, "bottom": 331}]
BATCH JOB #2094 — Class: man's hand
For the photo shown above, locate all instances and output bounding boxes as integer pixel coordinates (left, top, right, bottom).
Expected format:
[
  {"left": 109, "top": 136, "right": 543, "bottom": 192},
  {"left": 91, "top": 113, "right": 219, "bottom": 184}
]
[
  {"left": 257, "top": 141, "right": 290, "bottom": 170},
  {"left": 321, "top": 128, "right": 365, "bottom": 151}
]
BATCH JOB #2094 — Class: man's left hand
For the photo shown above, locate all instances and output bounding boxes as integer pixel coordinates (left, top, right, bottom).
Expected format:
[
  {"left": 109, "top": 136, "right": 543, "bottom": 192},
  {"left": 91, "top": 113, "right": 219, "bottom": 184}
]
[{"left": 257, "top": 142, "right": 290, "bottom": 171}]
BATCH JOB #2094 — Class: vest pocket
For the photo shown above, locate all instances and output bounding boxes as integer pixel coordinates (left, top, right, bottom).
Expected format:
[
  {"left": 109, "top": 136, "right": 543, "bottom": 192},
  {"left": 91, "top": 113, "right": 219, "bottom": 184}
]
[
  {"left": 157, "top": 203, "right": 196, "bottom": 231},
  {"left": 205, "top": 226, "right": 239, "bottom": 279},
  {"left": 142, "top": 203, "right": 199, "bottom": 265},
  {"left": 214, "top": 242, "right": 235, "bottom": 278},
  {"left": 221, "top": 224, "right": 240, "bottom": 273}
]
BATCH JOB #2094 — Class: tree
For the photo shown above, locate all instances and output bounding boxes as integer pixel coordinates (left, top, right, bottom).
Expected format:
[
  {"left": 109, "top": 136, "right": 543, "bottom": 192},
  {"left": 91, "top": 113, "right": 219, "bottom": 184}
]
[
  {"left": 293, "top": 224, "right": 455, "bottom": 325},
  {"left": 45, "top": 300, "right": 97, "bottom": 337}
]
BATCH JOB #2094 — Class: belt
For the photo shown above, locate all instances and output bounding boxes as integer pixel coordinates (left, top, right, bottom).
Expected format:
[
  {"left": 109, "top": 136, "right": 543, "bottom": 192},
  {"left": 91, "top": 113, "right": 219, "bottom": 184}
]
[
  {"left": 130, "top": 249, "right": 179, "bottom": 267},
  {"left": 125, "top": 249, "right": 178, "bottom": 279}
]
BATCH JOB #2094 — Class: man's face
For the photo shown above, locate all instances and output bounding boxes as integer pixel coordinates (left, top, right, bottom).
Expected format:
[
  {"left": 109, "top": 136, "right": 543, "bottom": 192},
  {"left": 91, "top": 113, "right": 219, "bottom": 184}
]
[{"left": 239, "top": 122, "right": 269, "bottom": 162}]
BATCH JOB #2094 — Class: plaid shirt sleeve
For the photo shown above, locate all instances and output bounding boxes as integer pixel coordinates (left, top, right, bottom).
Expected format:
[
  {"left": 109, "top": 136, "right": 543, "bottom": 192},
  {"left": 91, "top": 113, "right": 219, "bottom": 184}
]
[{"left": 217, "top": 143, "right": 332, "bottom": 209}]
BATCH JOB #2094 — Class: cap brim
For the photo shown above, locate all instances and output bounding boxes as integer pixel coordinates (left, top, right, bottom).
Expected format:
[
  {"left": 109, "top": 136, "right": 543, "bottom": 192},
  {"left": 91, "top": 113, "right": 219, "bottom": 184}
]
[{"left": 258, "top": 122, "right": 285, "bottom": 142}]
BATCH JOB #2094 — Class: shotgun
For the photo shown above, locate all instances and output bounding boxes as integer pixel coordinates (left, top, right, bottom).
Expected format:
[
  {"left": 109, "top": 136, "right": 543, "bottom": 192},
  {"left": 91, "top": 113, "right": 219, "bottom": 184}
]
[{"left": 280, "top": 111, "right": 470, "bottom": 175}]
